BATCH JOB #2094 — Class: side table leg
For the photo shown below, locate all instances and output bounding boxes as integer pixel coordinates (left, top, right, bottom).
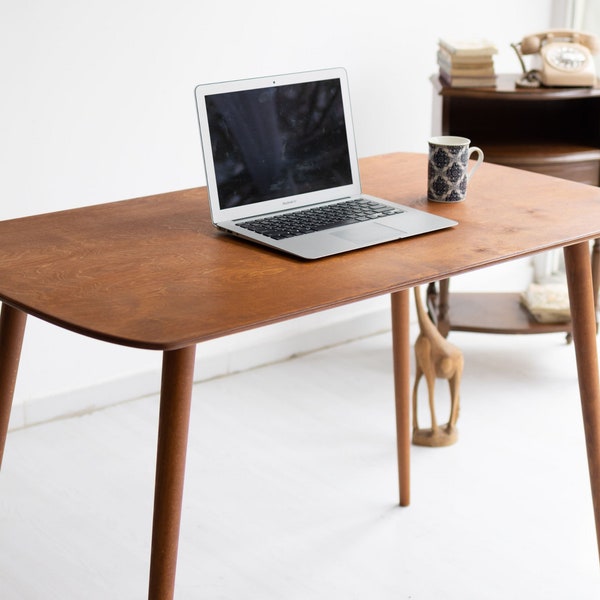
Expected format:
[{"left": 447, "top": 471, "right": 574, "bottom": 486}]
[
  {"left": 592, "top": 239, "right": 600, "bottom": 325},
  {"left": 0, "top": 303, "right": 27, "bottom": 468},
  {"left": 148, "top": 344, "right": 196, "bottom": 600},
  {"left": 564, "top": 242, "right": 600, "bottom": 562},
  {"left": 391, "top": 290, "right": 411, "bottom": 506}
]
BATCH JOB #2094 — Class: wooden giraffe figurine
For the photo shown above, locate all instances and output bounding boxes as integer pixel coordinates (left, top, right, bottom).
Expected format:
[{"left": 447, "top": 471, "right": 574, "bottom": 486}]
[{"left": 412, "top": 286, "right": 464, "bottom": 447}]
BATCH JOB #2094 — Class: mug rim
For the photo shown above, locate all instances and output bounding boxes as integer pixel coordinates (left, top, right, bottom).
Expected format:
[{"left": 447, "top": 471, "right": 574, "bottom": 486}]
[{"left": 428, "top": 135, "right": 471, "bottom": 146}]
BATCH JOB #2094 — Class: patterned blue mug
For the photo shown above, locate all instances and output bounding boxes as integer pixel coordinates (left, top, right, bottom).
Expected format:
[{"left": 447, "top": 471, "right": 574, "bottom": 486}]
[{"left": 427, "top": 136, "right": 484, "bottom": 202}]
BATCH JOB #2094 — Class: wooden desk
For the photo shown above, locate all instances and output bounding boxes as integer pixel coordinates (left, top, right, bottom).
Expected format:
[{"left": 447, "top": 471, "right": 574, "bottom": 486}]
[{"left": 1, "top": 153, "right": 600, "bottom": 598}]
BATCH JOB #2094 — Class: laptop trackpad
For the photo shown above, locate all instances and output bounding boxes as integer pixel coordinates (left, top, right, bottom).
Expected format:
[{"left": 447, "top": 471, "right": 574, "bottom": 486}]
[{"left": 330, "top": 222, "right": 405, "bottom": 245}]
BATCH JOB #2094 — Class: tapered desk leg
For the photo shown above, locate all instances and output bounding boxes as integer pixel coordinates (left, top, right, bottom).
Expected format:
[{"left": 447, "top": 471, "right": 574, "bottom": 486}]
[
  {"left": 148, "top": 344, "right": 196, "bottom": 600},
  {"left": 0, "top": 303, "right": 27, "bottom": 468},
  {"left": 391, "top": 290, "right": 411, "bottom": 506},
  {"left": 564, "top": 242, "right": 600, "bottom": 561}
]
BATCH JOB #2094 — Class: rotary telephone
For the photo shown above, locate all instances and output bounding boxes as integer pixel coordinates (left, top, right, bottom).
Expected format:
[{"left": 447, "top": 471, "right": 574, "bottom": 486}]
[{"left": 512, "top": 29, "right": 599, "bottom": 87}]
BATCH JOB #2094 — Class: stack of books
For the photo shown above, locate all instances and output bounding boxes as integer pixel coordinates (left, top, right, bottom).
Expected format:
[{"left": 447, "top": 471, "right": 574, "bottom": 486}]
[
  {"left": 437, "top": 38, "right": 498, "bottom": 87},
  {"left": 521, "top": 283, "right": 571, "bottom": 324}
]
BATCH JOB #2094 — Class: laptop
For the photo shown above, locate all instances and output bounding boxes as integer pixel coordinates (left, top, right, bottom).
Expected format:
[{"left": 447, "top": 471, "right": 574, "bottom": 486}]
[{"left": 194, "top": 67, "right": 457, "bottom": 260}]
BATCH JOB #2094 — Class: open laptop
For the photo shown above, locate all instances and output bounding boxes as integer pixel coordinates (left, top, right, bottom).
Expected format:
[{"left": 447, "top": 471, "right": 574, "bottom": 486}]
[{"left": 194, "top": 67, "right": 457, "bottom": 260}]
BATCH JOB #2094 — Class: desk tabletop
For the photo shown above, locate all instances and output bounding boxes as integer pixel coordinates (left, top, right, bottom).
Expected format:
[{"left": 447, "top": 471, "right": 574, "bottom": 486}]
[{"left": 1, "top": 152, "right": 600, "bottom": 350}]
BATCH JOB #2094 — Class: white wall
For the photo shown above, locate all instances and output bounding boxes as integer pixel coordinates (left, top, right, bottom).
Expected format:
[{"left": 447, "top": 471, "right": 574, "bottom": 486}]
[{"left": 1, "top": 1, "right": 553, "bottom": 428}]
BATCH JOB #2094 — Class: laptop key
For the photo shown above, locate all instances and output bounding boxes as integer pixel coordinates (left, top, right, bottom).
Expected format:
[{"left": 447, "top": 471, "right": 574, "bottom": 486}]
[{"left": 238, "top": 199, "right": 404, "bottom": 240}]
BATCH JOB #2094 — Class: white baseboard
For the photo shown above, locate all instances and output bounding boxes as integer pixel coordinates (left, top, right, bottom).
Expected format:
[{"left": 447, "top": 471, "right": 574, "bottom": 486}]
[{"left": 8, "top": 304, "right": 394, "bottom": 432}]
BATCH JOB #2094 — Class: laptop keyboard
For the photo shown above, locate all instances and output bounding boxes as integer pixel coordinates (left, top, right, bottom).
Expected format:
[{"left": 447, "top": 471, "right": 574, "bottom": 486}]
[{"left": 237, "top": 198, "right": 404, "bottom": 240}]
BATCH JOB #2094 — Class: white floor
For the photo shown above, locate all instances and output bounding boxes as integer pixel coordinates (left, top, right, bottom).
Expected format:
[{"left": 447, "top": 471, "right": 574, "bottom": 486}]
[{"left": 1, "top": 328, "right": 600, "bottom": 599}]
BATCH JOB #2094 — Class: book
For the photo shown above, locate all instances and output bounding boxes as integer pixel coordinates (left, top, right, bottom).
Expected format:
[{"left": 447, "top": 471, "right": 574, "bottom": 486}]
[
  {"left": 439, "top": 70, "right": 497, "bottom": 88},
  {"left": 437, "top": 52, "right": 495, "bottom": 76},
  {"left": 439, "top": 37, "right": 498, "bottom": 57},
  {"left": 521, "top": 283, "right": 571, "bottom": 323},
  {"left": 437, "top": 48, "right": 494, "bottom": 69}
]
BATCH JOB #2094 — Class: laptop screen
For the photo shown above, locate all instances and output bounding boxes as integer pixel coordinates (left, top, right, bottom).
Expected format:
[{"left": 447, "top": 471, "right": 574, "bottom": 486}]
[{"left": 205, "top": 78, "right": 353, "bottom": 210}]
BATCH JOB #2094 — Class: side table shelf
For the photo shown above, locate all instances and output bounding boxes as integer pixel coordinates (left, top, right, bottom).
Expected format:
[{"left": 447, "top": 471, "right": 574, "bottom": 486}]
[
  {"left": 427, "top": 287, "right": 575, "bottom": 338},
  {"left": 483, "top": 143, "right": 600, "bottom": 184}
]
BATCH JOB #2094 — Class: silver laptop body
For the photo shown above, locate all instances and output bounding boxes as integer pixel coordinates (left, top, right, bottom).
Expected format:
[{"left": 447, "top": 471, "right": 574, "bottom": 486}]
[{"left": 194, "top": 67, "right": 456, "bottom": 260}]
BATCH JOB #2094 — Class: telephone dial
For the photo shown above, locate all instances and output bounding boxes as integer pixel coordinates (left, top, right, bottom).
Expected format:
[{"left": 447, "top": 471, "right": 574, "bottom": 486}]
[{"left": 512, "top": 29, "right": 599, "bottom": 87}]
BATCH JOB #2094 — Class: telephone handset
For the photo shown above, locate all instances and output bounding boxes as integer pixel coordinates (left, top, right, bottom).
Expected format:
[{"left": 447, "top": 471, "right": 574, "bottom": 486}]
[{"left": 512, "top": 29, "right": 599, "bottom": 88}]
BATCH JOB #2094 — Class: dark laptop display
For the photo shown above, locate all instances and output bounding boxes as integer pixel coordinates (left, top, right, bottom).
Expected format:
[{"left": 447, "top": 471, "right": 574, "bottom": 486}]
[{"left": 205, "top": 79, "right": 352, "bottom": 209}]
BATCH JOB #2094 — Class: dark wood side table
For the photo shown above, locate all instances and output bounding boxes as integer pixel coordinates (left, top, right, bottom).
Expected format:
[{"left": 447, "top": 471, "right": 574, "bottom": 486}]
[{"left": 430, "top": 74, "right": 600, "bottom": 337}]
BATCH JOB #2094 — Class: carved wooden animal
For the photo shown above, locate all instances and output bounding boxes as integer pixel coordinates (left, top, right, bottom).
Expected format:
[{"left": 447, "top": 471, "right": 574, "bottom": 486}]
[{"left": 412, "top": 286, "right": 464, "bottom": 446}]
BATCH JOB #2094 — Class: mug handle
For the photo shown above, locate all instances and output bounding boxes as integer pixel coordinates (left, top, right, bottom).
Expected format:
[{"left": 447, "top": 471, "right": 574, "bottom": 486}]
[{"left": 467, "top": 146, "right": 484, "bottom": 180}]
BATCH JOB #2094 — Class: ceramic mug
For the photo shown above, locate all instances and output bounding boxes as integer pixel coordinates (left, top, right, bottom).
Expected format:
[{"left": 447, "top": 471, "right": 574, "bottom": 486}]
[{"left": 427, "top": 136, "right": 484, "bottom": 202}]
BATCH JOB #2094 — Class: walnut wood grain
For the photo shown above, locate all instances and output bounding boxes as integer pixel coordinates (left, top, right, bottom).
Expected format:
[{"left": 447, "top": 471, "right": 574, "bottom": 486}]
[
  {"left": 0, "top": 304, "right": 26, "bottom": 467},
  {"left": 391, "top": 290, "right": 411, "bottom": 505},
  {"left": 441, "top": 292, "right": 573, "bottom": 335},
  {"left": 564, "top": 242, "right": 600, "bottom": 553},
  {"left": 1, "top": 154, "right": 600, "bottom": 351},
  {"left": 148, "top": 345, "right": 196, "bottom": 600},
  {"left": 432, "top": 73, "right": 600, "bottom": 99}
]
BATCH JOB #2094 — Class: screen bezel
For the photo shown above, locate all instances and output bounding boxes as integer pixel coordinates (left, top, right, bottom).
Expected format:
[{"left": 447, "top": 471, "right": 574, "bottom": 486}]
[{"left": 195, "top": 68, "right": 362, "bottom": 223}]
